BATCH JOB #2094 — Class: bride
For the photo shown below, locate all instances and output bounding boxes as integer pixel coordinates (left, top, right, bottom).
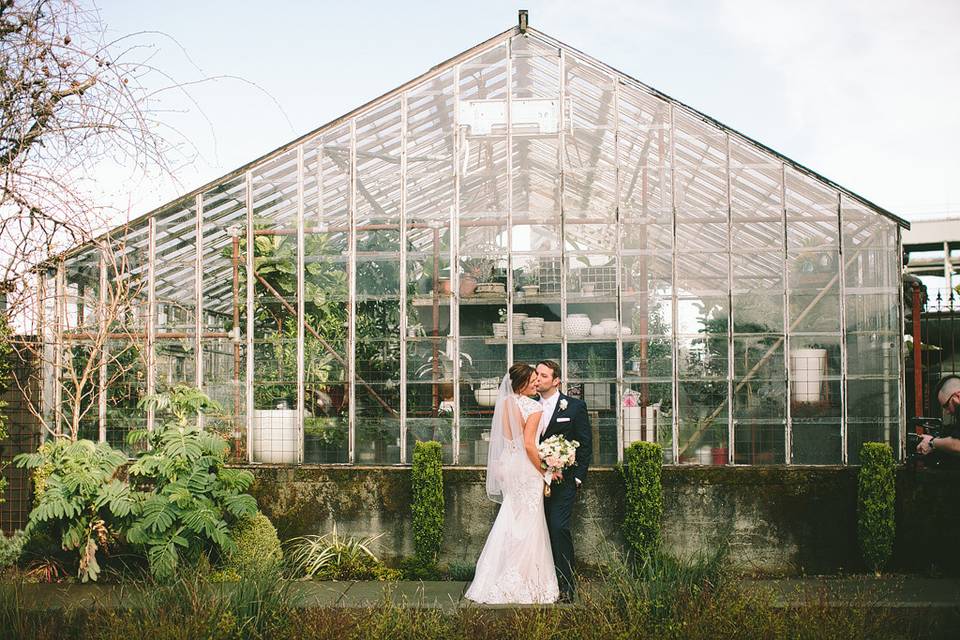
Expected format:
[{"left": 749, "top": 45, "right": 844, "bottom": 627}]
[{"left": 464, "top": 363, "right": 559, "bottom": 604}]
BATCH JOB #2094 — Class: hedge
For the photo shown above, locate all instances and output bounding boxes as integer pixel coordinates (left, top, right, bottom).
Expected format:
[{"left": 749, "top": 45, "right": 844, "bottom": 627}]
[
  {"left": 411, "top": 441, "right": 444, "bottom": 564},
  {"left": 858, "top": 442, "right": 895, "bottom": 573},
  {"left": 620, "top": 441, "right": 663, "bottom": 561}
]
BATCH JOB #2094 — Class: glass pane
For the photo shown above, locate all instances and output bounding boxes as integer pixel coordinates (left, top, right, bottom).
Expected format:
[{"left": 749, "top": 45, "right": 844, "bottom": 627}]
[
  {"left": 847, "top": 377, "right": 900, "bottom": 463},
  {"left": 785, "top": 166, "right": 839, "bottom": 249},
  {"left": 791, "top": 379, "right": 842, "bottom": 464},
  {"left": 618, "top": 84, "right": 671, "bottom": 219},
  {"left": 622, "top": 381, "right": 673, "bottom": 462},
  {"left": 677, "top": 380, "right": 728, "bottom": 465},
  {"left": 250, "top": 150, "right": 299, "bottom": 464}
]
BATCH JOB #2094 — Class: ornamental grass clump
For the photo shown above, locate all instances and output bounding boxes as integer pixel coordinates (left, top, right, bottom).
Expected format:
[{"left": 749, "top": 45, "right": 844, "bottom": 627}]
[
  {"left": 857, "top": 441, "right": 895, "bottom": 574},
  {"left": 411, "top": 440, "right": 444, "bottom": 566},
  {"left": 619, "top": 441, "right": 663, "bottom": 563},
  {"left": 288, "top": 525, "right": 399, "bottom": 581}
]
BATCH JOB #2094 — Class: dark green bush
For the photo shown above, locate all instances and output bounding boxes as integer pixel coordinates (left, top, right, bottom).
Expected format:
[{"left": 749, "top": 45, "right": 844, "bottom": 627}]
[
  {"left": 857, "top": 442, "right": 895, "bottom": 573},
  {"left": 411, "top": 440, "right": 444, "bottom": 565},
  {"left": 619, "top": 441, "right": 663, "bottom": 562},
  {"left": 446, "top": 560, "right": 476, "bottom": 581},
  {"left": 398, "top": 555, "right": 440, "bottom": 581},
  {"left": 222, "top": 511, "right": 282, "bottom": 577}
]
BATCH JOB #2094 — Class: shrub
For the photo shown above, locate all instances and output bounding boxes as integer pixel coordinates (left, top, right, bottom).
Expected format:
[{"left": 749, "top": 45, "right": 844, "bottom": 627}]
[
  {"left": 0, "top": 530, "right": 27, "bottom": 570},
  {"left": 288, "top": 525, "right": 399, "bottom": 581},
  {"left": 858, "top": 442, "right": 895, "bottom": 573},
  {"left": 446, "top": 560, "right": 476, "bottom": 581},
  {"left": 14, "top": 437, "right": 134, "bottom": 582},
  {"left": 222, "top": 511, "right": 282, "bottom": 576},
  {"left": 126, "top": 386, "right": 258, "bottom": 580},
  {"left": 411, "top": 440, "right": 444, "bottom": 565},
  {"left": 619, "top": 441, "right": 663, "bottom": 562},
  {"left": 398, "top": 555, "right": 441, "bottom": 581}
]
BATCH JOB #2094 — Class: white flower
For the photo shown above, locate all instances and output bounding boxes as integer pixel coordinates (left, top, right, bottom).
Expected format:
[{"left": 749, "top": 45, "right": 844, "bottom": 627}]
[{"left": 559, "top": 399, "right": 568, "bottom": 411}]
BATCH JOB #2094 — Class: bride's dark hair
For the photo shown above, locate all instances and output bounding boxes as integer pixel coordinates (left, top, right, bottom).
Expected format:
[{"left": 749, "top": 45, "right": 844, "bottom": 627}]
[{"left": 509, "top": 363, "right": 535, "bottom": 393}]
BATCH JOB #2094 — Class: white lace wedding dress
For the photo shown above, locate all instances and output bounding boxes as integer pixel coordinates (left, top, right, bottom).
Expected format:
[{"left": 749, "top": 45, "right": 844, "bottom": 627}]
[{"left": 464, "top": 393, "right": 559, "bottom": 604}]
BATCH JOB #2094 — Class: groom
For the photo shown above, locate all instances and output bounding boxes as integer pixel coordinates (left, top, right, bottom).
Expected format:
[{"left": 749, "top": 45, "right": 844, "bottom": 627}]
[{"left": 536, "top": 359, "right": 592, "bottom": 603}]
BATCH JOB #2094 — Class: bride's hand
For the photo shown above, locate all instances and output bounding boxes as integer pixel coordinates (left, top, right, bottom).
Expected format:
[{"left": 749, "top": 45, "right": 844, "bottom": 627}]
[{"left": 552, "top": 470, "right": 563, "bottom": 482}]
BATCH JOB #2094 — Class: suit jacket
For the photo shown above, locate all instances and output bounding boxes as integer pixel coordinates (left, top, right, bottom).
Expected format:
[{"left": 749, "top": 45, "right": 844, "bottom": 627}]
[{"left": 539, "top": 392, "right": 591, "bottom": 485}]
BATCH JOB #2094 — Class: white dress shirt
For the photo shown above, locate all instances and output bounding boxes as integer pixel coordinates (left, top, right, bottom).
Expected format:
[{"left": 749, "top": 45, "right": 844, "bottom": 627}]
[{"left": 539, "top": 391, "right": 560, "bottom": 438}]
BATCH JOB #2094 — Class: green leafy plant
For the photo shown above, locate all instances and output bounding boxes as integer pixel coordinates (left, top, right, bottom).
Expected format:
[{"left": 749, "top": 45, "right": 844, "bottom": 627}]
[
  {"left": 411, "top": 441, "right": 444, "bottom": 566},
  {"left": 220, "top": 511, "right": 282, "bottom": 578},
  {"left": 446, "top": 560, "right": 476, "bottom": 581},
  {"left": 125, "top": 386, "right": 258, "bottom": 580},
  {"left": 0, "top": 530, "right": 27, "bottom": 570},
  {"left": 287, "top": 525, "right": 398, "bottom": 581},
  {"left": 619, "top": 441, "right": 664, "bottom": 562},
  {"left": 14, "top": 438, "right": 134, "bottom": 582},
  {"left": 857, "top": 442, "right": 895, "bottom": 574}
]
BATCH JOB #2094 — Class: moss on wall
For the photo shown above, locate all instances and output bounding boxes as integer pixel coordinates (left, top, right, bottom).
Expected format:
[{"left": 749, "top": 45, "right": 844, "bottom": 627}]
[{"left": 241, "top": 464, "right": 960, "bottom": 576}]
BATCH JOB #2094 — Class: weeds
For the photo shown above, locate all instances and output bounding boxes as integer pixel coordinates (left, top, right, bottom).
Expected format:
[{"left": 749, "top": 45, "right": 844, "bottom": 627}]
[{"left": 0, "top": 548, "right": 944, "bottom": 639}]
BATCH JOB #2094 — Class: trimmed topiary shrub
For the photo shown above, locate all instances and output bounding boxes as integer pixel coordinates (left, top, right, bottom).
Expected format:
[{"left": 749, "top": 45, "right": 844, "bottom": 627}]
[
  {"left": 620, "top": 441, "right": 663, "bottom": 562},
  {"left": 411, "top": 441, "right": 444, "bottom": 565},
  {"left": 223, "top": 511, "right": 282, "bottom": 576},
  {"left": 858, "top": 442, "right": 895, "bottom": 573}
]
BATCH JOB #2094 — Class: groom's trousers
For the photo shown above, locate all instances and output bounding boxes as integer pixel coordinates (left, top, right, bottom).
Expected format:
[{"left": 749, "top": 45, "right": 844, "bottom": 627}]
[{"left": 545, "top": 481, "right": 577, "bottom": 597}]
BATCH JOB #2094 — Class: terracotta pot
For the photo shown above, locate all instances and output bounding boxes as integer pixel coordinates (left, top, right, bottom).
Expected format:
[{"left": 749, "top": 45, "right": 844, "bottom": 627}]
[
  {"left": 435, "top": 278, "right": 451, "bottom": 294},
  {"left": 711, "top": 447, "right": 728, "bottom": 465},
  {"left": 459, "top": 275, "right": 478, "bottom": 296}
]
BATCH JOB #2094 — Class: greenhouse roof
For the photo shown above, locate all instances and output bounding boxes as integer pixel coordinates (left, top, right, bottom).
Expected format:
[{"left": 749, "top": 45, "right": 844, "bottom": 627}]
[{"left": 82, "top": 20, "right": 907, "bottom": 260}]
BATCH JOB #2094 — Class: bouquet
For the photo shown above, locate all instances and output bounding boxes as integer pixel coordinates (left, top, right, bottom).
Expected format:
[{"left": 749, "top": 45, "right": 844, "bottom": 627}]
[{"left": 538, "top": 434, "right": 580, "bottom": 497}]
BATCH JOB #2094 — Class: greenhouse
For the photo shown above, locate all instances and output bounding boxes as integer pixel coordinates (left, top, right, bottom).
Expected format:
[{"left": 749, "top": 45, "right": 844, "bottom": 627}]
[{"left": 35, "top": 23, "right": 907, "bottom": 467}]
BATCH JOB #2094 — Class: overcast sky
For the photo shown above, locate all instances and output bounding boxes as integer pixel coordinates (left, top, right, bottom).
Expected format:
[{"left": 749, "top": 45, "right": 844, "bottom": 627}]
[{"left": 94, "top": 0, "right": 960, "bottom": 224}]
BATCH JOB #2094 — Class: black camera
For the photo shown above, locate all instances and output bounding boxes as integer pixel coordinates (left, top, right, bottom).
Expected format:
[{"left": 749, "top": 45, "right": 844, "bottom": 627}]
[{"left": 907, "top": 416, "right": 943, "bottom": 464}]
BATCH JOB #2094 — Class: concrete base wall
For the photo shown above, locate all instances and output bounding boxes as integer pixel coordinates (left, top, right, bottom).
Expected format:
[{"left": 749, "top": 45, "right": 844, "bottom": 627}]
[{"left": 248, "top": 465, "right": 960, "bottom": 576}]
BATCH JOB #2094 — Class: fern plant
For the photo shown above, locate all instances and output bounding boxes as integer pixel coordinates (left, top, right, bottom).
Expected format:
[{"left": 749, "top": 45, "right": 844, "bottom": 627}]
[
  {"left": 126, "top": 386, "right": 257, "bottom": 580},
  {"left": 14, "top": 437, "right": 135, "bottom": 582}
]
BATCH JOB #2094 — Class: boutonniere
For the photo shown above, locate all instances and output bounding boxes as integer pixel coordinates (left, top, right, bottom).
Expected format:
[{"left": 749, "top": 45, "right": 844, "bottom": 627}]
[{"left": 559, "top": 399, "right": 568, "bottom": 411}]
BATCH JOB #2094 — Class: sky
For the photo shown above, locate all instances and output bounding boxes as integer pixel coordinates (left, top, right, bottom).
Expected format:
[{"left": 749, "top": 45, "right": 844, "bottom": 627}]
[{"left": 92, "top": 0, "right": 960, "bottom": 225}]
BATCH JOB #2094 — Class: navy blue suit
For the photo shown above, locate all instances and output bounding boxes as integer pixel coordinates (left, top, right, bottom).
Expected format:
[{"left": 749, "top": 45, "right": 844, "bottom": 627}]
[{"left": 539, "top": 391, "right": 591, "bottom": 598}]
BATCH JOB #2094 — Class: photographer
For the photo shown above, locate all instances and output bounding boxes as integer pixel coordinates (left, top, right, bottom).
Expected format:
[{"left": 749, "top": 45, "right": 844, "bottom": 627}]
[{"left": 917, "top": 375, "right": 960, "bottom": 456}]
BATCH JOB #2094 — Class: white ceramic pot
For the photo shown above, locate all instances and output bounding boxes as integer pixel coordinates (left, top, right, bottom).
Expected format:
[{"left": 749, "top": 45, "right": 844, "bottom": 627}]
[
  {"left": 599, "top": 318, "right": 619, "bottom": 335},
  {"left": 565, "top": 314, "right": 592, "bottom": 337},
  {"left": 590, "top": 324, "right": 606, "bottom": 337},
  {"left": 474, "top": 387, "right": 499, "bottom": 407},
  {"left": 790, "top": 348, "right": 828, "bottom": 403},
  {"left": 252, "top": 409, "right": 299, "bottom": 464}
]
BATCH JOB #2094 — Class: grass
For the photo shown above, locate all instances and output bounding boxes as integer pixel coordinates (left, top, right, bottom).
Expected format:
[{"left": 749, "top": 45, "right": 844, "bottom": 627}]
[{"left": 0, "top": 547, "right": 947, "bottom": 640}]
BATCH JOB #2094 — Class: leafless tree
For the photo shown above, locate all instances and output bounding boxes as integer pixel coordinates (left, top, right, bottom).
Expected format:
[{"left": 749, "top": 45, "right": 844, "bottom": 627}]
[
  {"left": 0, "top": 0, "right": 196, "bottom": 440},
  {"left": 0, "top": 0, "right": 190, "bottom": 319}
]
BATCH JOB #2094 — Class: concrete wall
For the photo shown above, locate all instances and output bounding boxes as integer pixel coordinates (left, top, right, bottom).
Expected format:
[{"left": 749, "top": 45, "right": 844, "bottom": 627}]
[{"left": 249, "top": 465, "right": 960, "bottom": 576}]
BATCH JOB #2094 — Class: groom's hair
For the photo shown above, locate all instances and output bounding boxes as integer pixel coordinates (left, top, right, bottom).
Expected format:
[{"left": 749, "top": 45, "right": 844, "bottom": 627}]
[{"left": 537, "top": 359, "right": 561, "bottom": 381}]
